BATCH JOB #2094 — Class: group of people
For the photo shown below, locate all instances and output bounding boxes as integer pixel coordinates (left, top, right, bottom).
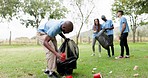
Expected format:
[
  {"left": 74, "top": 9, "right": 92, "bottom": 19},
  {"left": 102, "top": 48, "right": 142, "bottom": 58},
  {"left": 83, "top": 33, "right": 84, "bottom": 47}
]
[
  {"left": 36, "top": 10, "right": 130, "bottom": 77},
  {"left": 92, "top": 10, "right": 130, "bottom": 58}
]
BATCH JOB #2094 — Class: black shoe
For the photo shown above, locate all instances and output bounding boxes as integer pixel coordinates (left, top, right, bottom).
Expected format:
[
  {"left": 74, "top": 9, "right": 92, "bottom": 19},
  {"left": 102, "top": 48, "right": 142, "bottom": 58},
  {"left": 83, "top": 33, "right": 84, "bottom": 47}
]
[
  {"left": 125, "top": 55, "right": 130, "bottom": 58},
  {"left": 44, "top": 70, "right": 49, "bottom": 74},
  {"left": 48, "top": 72, "right": 60, "bottom": 78}
]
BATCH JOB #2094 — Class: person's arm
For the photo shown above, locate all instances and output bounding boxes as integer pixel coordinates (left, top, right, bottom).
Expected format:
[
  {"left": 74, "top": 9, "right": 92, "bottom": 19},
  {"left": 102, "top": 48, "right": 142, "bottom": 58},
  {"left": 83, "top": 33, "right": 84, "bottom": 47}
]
[
  {"left": 121, "top": 23, "right": 126, "bottom": 34},
  {"left": 105, "top": 21, "right": 114, "bottom": 30},
  {"left": 59, "top": 33, "right": 66, "bottom": 39},
  {"left": 43, "top": 35, "right": 61, "bottom": 59},
  {"left": 119, "top": 23, "right": 126, "bottom": 40},
  {"left": 105, "top": 25, "right": 114, "bottom": 30}
]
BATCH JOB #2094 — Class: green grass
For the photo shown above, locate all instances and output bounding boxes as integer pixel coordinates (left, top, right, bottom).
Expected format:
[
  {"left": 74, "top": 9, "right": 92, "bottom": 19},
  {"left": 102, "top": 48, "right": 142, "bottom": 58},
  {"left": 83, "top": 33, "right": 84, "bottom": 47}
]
[{"left": 0, "top": 43, "right": 148, "bottom": 78}]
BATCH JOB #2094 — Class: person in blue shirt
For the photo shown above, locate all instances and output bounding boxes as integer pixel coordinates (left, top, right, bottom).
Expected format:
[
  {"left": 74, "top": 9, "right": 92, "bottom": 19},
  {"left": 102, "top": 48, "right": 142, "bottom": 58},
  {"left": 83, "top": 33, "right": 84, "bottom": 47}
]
[
  {"left": 101, "top": 15, "right": 114, "bottom": 57},
  {"left": 91, "top": 18, "right": 101, "bottom": 57},
  {"left": 37, "top": 20, "right": 73, "bottom": 77},
  {"left": 117, "top": 10, "right": 130, "bottom": 58}
]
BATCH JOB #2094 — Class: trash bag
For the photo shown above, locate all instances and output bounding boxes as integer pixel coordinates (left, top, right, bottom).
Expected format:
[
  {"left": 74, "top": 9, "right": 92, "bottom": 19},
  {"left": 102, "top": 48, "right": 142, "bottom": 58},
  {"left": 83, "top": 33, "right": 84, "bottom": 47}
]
[
  {"left": 57, "top": 39, "right": 79, "bottom": 76},
  {"left": 95, "top": 29, "right": 112, "bottom": 50}
]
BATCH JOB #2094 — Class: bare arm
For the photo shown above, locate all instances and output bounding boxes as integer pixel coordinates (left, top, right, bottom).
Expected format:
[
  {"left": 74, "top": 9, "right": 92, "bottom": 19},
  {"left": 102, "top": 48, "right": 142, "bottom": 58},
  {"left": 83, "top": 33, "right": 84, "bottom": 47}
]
[
  {"left": 59, "top": 33, "right": 66, "bottom": 39},
  {"left": 105, "top": 25, "right": 114, "bottom": 30},
  {"left": 121, "top": 23, "right": 126, "bottom": 34},
  {"left": 43, "top": 35, "right": 61, "bottom": 58}
]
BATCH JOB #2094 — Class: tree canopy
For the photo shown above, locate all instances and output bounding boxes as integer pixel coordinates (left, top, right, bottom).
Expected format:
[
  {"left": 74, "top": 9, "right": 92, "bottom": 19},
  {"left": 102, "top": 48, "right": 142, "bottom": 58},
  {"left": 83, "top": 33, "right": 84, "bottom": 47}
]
[
  {"left": 135, "top": 0, "right": 148, "bottom": 14},
  {"left": 112, "top": 0, "right": 148, "bottom": 43},
  {"left": 21, "top": 0, "right": 67, "bottom": 28},
  {"left": 0, "top": 0, "right": 20, "bottom": 21}
]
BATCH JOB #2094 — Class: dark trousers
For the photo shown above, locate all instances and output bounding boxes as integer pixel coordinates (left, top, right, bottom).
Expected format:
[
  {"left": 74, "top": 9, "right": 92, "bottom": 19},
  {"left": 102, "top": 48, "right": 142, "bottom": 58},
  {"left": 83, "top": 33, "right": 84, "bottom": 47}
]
[
  {"left": 107, "top": 35, "right": 114, "bottom": 57},
  {"left": 120, "top": 33, "right": 129, "bottom": 56}
]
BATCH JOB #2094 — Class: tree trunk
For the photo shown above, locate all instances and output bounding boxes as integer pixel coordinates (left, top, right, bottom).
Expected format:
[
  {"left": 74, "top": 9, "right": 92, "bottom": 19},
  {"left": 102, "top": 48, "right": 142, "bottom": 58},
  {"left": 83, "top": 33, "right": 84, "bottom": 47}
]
[
  {"left": 76, "top": 22, "right": 83, "bottom": 45},
  {"left": 76, "top": 36, "right": 79, "bottom": 45},
  {"left": 36, "top": 19, "right": 40, "bottom": 45},
  {"left": 9, "top": 31, "right": 11, "bottom": 45},
  {"left": 132, "top": 26, "right": 136, "bottom": 43},
  {"left": 137, "top": 31, "right": 139, "bottom": 42},
  {"left": 140, "top": 35, "right": 142, "bottom": 42},
  {"left": 88, "top": 37, "right": 90, "bottom": 44}
]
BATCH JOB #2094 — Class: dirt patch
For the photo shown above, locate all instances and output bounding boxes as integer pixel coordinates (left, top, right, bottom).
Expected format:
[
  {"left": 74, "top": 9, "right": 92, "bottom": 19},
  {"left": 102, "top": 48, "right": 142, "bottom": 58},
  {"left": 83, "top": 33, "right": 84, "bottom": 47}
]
[
  {"left": 0, "top": 72, "right": 8, "bottom": 78},
  {"left": 144, "top": 56, "right": 148, "bottom": 58}
]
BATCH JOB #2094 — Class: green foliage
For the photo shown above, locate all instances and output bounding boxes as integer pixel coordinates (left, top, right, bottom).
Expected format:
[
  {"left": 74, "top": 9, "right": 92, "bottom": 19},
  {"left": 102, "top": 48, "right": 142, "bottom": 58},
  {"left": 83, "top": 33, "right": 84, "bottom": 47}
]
[
  {"left": 49, "top": 0, "right": 67, "bottom": 19},
  {"left": 112, "top": 0, "right": 138, "bottom": 17},
  {"left": 111, "top": 0, "right": 148, "bottom": 43},
  {"left": 21, "top": 0, "right": 67, "bottom": 28},
  {"left": 0, "top": 0, "right": 20, "bottom": 21},
  {"left": 135, "top": 0, "right": 148, "bottom": 14},
  {"left": 112, "top": 0, "right": 148, "bottom": 18}
]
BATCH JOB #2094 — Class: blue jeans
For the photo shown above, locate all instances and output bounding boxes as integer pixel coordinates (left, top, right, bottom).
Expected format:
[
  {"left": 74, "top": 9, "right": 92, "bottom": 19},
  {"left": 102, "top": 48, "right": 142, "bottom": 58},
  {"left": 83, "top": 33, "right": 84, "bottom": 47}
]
[
  {"left": 120, "top": 33, "right": 129, "bottom": 56},
  {"left": 92, "top": 38, "right": 101, "bottom": 53}
]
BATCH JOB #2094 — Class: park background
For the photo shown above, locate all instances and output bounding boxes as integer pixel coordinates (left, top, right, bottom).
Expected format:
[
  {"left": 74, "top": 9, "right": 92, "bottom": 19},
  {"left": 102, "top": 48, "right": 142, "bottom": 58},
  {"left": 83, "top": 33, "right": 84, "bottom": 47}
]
[{"left": 0, "top": 0, "right": 148, "bottom": 78}]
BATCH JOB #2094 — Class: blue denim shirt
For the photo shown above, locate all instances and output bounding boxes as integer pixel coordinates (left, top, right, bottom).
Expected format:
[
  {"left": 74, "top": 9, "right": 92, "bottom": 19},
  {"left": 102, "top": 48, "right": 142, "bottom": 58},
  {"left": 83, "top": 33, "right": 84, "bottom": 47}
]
[
  {"left": 120, "top": 17, "right": 130, "bottom": 33},
  {"left": 38, "top": 20, "right": 64, "bottom": 37}
]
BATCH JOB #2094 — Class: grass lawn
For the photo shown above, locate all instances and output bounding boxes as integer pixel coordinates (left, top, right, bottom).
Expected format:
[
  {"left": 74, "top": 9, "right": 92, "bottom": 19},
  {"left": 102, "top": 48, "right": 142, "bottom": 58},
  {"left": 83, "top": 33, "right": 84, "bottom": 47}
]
[{"left": 0, "top": 42, "right": 148, "bottom": 78}]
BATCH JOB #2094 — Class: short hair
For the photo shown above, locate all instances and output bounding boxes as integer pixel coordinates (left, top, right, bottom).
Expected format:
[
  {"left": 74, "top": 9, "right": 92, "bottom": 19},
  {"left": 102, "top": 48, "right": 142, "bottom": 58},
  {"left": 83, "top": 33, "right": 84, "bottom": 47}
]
[{"left": 117, "top": 10, "right": 124, "bottom": 15}]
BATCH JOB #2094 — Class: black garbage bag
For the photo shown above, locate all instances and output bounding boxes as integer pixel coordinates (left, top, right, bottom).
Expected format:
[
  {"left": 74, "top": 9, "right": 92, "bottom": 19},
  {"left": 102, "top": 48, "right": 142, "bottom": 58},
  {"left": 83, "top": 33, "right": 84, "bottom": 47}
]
[
  {"left": 95, "top": 29, "right": 112, "bottom": 50},
  {"left": 57, "top": 39, "right": 79, "bottom": 76}
]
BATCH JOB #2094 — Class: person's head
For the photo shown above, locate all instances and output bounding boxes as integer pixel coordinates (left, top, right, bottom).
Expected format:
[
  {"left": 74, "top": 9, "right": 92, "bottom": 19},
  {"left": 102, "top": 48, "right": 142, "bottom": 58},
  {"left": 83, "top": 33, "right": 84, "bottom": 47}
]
[
  {"left": 61, "top": 21, "right": 73, "bottom": 34},
  {"left": 117, "top": 10, "right": 124, "bottom": 18},
  {"left": 101, "top": 15, "right": 107, "bottom": 21},
  {"left": 94, "top": 18, "right": 99, "bottom": 26}
]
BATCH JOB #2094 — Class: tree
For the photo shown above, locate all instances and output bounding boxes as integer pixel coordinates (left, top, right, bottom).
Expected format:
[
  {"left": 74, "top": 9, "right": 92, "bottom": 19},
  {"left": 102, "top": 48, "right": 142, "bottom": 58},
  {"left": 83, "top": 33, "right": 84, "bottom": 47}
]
[
  {"left": 21, "top": 0, "right": 67, "bottom": 28},
  {"left": 70, "top": 0, "right": 95, "bottom": 45},
  {"left": 20, "top": 0, "right": 67, "bottom": 44},
  {"left": 0, "top": 0, "right": 20, "bottom": 45},
  {"left": 135, "top": 0, "right": 148, "bottom": 14},
  {"left": 112, "top": 0, "right": 148, "bottom": 43}
]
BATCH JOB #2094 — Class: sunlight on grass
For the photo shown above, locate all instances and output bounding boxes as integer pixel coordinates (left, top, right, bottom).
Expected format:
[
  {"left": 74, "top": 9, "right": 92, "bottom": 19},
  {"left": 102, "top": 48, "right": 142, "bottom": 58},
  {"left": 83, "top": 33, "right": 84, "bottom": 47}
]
[{"left": 0, "top": 43, "right": 148, "bottom": 78}]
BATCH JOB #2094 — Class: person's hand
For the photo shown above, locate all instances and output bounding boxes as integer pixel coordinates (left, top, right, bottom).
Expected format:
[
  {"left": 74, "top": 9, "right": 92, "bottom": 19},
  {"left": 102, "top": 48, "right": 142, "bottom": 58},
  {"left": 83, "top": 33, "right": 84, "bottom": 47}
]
[
  {"left": 105, "top": 28, "right": 107, "bottom": 31},
  {"left": 55, "top": 53, "right": 62, "bottom": 59},
  {"left": 93, "top": 31, "right": 97, "bottom": 33},
  {"left": 55, "top": 52, "right": 66, "bottom": 61},
  {"left": 60, "top": 53, "right": 66, "bottom": 61},
  {"left": 65, "top": 38, "right": 70, "bottom": 41},
  {"left": 118, "top": 35, "right": 121, "bottom": 40}
]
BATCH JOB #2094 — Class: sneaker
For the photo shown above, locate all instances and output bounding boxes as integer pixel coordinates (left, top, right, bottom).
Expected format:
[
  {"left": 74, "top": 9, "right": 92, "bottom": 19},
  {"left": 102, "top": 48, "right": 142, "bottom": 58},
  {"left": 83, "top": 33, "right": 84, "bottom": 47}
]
[
  {"left": 118, "top": 56, "right": 124, "bottom": 58},
  {"left": 125, "top": 55, "right": 130, "bottom": 58},
  {"left": 48, "top": 71, "right": 60, "bottom": 78},
  {"left": 91, "top": 53, "right": 95, "bottom": 56},
  {"left": 44, "top": 69, "right": 49, "bottom": 74}
]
